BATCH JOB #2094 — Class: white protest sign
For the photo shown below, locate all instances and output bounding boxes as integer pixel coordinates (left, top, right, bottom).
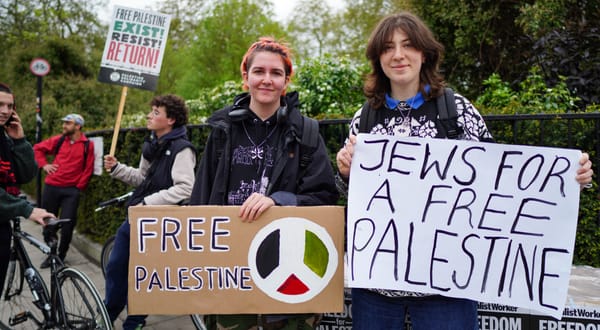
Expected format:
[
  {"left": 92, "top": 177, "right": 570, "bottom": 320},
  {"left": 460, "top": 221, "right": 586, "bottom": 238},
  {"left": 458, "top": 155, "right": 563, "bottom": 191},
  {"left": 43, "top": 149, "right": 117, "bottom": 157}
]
[
  {"left": 98, "top": 6, "right": 171, "bottom": 91},
  {"left": 346, "top": 134, "right": 582, "bottom": 319}
]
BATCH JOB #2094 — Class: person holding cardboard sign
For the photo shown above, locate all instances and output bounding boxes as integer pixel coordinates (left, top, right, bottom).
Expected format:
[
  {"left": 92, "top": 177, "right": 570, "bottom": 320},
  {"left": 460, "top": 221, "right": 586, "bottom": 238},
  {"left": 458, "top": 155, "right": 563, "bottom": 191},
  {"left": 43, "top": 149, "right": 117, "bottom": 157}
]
[
  {"left": 335, "top": 12, "right": 593, "bottom": 330},
  {"left": 190, "top": 37, "right": 339, "bottom": 329},
  {"left": 102, "top": 94, "right": 196, "bottom": 330}
]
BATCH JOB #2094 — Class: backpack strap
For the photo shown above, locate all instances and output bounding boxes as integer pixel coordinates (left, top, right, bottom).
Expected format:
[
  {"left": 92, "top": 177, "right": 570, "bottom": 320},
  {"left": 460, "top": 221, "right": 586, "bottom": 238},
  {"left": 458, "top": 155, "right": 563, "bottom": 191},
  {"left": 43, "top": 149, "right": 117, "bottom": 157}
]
[
  {"left": 82, "top": 140, "right": 89, "bottom": 170},
  {"left": 358, "top": 101, "right": 376, "bottom": 133},
  {"left": 266, "top": 116, "right": 320, "bottom": 195},
  {"left": 53, "top": 135, "right": 89, "bottom": 170},
  {"left": 299, "top": 116, "right": 319, "bottom": 168},
  {"left": 53, "top": 135, "right": 66, "bottom": 155},
  {"left": 436, "top": 87, "right": 462, "bottom": 139}
]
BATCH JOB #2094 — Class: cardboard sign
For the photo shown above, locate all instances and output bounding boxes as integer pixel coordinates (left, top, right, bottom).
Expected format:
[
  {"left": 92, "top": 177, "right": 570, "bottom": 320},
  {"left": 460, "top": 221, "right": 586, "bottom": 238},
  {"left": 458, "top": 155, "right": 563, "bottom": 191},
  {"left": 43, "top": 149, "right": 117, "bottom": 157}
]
[
  {"left": 128, "top": 205, "right": 345, "bottom": 315},
  {"left": 98, "top": 6, "right": 171, "bottom": 91},
  {"left": 347, "top": 134, "right": 582, "bottom": 319}
]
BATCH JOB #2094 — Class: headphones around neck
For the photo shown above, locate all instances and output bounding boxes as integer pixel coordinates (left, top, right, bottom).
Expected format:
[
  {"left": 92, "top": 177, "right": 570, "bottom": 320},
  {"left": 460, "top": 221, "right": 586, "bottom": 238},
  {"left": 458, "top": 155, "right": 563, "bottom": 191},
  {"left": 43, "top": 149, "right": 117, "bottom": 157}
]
[{"left": 228, "top": 94, "right": 288, "bottom": 125}]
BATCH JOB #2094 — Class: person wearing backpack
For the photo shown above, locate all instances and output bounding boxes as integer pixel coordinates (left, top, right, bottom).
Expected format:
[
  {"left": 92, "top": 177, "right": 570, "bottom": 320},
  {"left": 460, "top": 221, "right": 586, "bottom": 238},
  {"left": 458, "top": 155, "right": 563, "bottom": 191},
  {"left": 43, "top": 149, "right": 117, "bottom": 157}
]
[
  {"left": 335, "top": 12, "right": 593, "bottom": 330},
  {"left": 190, "top": 37, "right": 339, "bottom": 330},
  {"left": 33, "top": 113, "right": 94, "bottom": 268}
]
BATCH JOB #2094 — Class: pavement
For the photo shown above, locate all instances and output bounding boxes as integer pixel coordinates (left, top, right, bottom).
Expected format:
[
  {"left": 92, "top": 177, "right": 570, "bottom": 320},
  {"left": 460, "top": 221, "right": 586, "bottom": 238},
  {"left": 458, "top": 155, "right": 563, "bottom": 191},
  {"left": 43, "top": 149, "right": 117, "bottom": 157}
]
[{"left": 11, "top": 218, "right": 600, "bottom": 329}]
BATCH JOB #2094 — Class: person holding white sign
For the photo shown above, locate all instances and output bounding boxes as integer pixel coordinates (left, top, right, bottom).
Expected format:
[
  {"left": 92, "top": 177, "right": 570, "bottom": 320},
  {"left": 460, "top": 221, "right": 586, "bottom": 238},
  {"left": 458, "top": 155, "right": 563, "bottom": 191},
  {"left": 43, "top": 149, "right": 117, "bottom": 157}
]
[
  {"left": 103, "top": 94, "right": 196, "bottom": 330},
  {"left": 335, "top": 12, "right": 593, "bottom": 330},
  {"left": 190, "top": 37, "right": 339, "bottom": 330}
]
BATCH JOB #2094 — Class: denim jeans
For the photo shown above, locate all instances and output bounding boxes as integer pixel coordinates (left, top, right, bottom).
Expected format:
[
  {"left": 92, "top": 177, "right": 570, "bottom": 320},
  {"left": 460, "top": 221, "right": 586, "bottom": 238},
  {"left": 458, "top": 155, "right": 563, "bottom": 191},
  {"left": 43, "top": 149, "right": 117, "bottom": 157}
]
[
  {"left": 351, "top": 288, "right": 478, "bottom": 330},
  {"left": 104, "top": 220, "right": 147, "bottom": 330}
]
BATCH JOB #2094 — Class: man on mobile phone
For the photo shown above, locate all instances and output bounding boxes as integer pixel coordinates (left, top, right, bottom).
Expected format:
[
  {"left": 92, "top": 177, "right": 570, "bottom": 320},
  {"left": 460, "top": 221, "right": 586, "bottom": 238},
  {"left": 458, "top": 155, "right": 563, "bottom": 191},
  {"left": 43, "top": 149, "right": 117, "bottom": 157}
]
[{"left": 0, "top": 82, "right": 55, "bottom": 296}]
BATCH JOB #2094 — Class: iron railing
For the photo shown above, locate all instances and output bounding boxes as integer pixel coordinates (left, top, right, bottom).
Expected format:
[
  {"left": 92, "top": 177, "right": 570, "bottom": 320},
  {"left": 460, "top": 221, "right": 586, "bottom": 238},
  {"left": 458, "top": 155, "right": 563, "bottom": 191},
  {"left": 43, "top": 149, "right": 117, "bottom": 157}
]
[{"left": 86, "top": 112, "right": 600, "bottom": 186}]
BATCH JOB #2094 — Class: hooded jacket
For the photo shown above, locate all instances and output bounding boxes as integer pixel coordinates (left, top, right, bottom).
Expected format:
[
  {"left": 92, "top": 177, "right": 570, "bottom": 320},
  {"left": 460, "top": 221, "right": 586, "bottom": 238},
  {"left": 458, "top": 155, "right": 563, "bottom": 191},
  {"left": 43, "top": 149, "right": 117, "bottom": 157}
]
[
  {"left": 190, "top": 92, "right": 338, "bottom": 206},
  {"left": 0, "top": 130, "right": 37, "bottom": 223}
]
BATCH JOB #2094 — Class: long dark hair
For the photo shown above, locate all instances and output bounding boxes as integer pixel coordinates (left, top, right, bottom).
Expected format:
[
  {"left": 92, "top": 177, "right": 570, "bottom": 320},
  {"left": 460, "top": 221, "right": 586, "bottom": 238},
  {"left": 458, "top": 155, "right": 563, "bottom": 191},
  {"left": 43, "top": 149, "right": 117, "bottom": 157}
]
[{"left": 364, "top": 12, "right": 445, "bottom": 109}]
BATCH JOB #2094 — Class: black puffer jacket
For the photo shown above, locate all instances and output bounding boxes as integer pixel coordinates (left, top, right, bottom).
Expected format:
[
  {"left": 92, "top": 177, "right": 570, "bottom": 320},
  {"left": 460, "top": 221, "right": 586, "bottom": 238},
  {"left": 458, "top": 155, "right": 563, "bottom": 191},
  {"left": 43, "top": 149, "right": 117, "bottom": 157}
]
[{"left": 190, "top": 92, "right": 339, "bottom": 206}]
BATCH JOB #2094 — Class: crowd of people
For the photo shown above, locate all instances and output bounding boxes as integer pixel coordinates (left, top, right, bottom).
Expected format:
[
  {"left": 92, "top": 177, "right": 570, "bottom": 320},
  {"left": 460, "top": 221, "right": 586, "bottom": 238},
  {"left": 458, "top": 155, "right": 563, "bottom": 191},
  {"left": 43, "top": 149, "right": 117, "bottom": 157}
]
[{"left": 0, "top": 11, "right": 595, "bottom": 330}]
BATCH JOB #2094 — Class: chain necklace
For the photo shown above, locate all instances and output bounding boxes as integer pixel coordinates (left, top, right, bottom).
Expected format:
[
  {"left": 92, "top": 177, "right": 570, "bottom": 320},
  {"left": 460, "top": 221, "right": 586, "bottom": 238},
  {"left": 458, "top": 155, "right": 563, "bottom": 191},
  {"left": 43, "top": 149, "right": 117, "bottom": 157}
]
[
  {"left": 396, "top": 99, "right": 415, "bottom": 135},
  {"left": 242, "top": 120, "right": 277, "bottom": 160}
]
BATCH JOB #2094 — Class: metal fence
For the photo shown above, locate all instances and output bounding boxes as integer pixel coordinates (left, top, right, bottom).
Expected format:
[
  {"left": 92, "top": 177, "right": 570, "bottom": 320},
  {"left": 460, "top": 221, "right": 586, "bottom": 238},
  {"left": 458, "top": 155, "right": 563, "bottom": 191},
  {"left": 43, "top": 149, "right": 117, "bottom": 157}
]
[{"left": 87, "top": 112, "right": 600, "bottom": 186}]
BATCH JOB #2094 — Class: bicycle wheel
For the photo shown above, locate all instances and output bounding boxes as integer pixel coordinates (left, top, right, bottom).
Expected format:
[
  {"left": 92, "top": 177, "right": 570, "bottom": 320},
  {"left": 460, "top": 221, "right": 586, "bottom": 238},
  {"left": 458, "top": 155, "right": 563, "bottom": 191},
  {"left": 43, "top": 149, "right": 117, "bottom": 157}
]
[
  {"left": 55, "top": 267, "right": 111, "bottom": 329},
  {"left": 190, "top": 314, "right": 207, "bottom": 330},
  {"left": 100, "top": 235, "right": 115, "bottom": 279},
  {"left": 1, "top": 256, "right": 49, "bottom": 328}
]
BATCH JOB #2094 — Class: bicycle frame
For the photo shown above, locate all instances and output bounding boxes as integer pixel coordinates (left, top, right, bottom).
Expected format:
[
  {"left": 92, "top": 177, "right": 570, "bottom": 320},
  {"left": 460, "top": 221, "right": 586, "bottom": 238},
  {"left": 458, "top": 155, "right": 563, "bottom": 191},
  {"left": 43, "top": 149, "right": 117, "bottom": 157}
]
[{"left": 5, "top": 217, "right": 72, "bottom": 328}]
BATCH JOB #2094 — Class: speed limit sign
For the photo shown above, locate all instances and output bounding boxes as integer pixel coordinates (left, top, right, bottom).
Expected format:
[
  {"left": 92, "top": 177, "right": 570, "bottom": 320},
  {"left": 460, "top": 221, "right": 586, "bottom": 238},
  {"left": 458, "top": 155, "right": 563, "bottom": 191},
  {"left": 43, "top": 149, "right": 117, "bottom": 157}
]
[{"left": 30, "top": 58, "right": 50, "bottom": 76}]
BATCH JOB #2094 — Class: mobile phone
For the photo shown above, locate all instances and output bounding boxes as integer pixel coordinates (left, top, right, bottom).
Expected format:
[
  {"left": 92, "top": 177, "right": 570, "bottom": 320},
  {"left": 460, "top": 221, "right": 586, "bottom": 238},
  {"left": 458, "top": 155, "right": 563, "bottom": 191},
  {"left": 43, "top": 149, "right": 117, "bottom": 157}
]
[{"left": 5, "top": 112, "right": 14, "bottom": 126}]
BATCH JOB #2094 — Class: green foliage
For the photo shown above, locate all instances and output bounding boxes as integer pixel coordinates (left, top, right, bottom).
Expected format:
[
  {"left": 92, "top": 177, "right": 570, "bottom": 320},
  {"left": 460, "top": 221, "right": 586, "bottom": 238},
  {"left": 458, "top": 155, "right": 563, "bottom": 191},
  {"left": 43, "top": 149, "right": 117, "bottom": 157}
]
[
  {"left": 294, "top": 55, "right": 367, "bottom": 119},
  {"left": 173, "top": 0, "right": 285, "bottom": 99},
  {"left": 187, "top": 81, "right": 243, "bottom": 123},
  {"left": 475, "top": 67, "right": 580, "bottom": 115}
]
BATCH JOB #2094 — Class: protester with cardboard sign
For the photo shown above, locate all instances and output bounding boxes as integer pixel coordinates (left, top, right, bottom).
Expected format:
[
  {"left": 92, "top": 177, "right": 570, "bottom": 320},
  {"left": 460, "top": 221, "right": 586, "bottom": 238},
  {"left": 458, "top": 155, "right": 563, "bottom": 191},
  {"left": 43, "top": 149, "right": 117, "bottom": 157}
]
[
  {"left": 335, "top": 12, "right": 593, "bottom": 330},
  {"left": 103, "top": 94, "right": 196, "bottom": 330},
  {"left": 190, "top": 37, "right": 339, "bottom": 329}
]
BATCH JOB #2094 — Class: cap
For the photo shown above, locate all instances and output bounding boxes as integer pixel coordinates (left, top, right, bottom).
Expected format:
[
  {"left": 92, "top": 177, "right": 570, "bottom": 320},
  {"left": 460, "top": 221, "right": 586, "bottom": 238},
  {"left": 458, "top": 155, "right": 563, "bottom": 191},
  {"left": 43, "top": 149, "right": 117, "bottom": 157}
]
[{"left": 61, "top": 113, "right": 84, "bottom": 126}]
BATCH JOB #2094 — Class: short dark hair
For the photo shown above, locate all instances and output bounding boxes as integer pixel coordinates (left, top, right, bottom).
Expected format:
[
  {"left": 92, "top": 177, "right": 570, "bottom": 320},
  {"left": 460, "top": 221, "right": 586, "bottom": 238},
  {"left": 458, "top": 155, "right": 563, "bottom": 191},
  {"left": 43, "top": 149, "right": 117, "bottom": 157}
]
[
  {"left": 0, "top": 82, "right": 15, "bottom": 109},
  {"left": 0, "top": 82, "right": 13, "bottom": 94},
  {"left": 150, "top": 94, "right": 189, "bottom": 127}
]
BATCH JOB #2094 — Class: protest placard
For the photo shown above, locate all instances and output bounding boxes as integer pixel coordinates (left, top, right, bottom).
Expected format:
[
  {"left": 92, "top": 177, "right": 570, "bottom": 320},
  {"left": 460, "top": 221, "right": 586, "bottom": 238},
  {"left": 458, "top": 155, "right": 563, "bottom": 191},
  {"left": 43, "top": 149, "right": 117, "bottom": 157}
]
[
  {"left": 127, "top": 205, "right": 345, "bottom": 315},
  {"left": 346, "top": 134, "right": 582, "bottom": 319},
  {"left": 98, "top": 6, "right": 171, "bottom": 91},
  {"left": 97, "top": 5, "right": 172, "bottom": 155}
]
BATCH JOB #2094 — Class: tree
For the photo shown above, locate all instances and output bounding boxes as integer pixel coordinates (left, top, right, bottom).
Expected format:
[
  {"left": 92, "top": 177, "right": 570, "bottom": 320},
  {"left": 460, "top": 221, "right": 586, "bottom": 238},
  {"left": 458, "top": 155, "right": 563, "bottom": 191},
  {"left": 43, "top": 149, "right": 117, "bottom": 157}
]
[
  {"left": 333, "top": 0, "right": 411, "bottom": 63},
  {"left": 172, "top": 0, "right": 285, "bottom": 99},
  {"left": 286, "top": 0, "right": 337, "bottom": 58}
]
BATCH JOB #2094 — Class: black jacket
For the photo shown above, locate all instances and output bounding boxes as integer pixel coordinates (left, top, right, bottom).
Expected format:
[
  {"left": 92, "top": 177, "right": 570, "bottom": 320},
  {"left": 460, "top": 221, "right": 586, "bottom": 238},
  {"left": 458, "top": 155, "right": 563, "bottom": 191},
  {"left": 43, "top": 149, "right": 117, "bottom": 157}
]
[{"left": 190, "top": 92, "right": 338, "bottom": 206}]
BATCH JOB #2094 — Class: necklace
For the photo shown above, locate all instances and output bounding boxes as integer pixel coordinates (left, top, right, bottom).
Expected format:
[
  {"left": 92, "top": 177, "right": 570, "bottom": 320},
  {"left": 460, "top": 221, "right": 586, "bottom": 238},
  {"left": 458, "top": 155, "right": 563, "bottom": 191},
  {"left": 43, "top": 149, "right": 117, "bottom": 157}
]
[
  {"left": 396, "top": 100, "right": 414, "bottom": 136},
  {"left": 242, "top": 121, "right": 277, "bottom": 160}
]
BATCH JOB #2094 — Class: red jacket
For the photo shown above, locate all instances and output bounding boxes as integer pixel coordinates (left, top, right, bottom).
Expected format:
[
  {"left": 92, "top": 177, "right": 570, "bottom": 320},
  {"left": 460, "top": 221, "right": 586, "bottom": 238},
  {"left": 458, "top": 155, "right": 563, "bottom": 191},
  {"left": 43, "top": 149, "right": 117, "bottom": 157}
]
[{"left": 33, "top": 134, "right": 95, "bottom": 191}]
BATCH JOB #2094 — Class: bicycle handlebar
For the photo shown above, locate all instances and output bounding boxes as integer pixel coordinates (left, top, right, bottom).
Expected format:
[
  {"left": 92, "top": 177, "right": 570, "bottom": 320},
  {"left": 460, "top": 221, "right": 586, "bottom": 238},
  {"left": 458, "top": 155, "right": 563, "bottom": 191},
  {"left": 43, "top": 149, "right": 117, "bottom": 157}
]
[
  {"left": 95, "top": 191, "right": 133, "bottom": 212},
  {"left": 44, "top": 218, "right": 71, "bottom": 226}
]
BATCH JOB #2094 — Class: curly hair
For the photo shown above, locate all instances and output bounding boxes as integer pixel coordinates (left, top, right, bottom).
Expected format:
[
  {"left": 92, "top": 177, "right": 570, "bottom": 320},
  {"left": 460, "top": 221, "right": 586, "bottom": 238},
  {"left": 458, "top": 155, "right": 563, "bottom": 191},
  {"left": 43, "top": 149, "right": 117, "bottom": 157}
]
[
  {"left": 150, "top": 94, "right": 188, "bottom": 127},
  {"left": 240, "top": 36, "right": 294, "bottom": 94},
  {"left": 364, "top": 12, "right": 446, "bottom": 109}
]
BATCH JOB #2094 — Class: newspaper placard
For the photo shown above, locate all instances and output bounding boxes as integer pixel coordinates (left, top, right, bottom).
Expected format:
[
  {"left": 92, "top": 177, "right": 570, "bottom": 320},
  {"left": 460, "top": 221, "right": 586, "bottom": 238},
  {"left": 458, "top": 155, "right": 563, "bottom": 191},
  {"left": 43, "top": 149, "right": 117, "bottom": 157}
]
[
  {"left": 347, "top": 134, "right": 582, "bottom": 319},
  {"left": 98, "top": 6, "right": 171, "bottom": 91},
  {"left": 128, "top": 205, "right": 345, "bottom": 315}
]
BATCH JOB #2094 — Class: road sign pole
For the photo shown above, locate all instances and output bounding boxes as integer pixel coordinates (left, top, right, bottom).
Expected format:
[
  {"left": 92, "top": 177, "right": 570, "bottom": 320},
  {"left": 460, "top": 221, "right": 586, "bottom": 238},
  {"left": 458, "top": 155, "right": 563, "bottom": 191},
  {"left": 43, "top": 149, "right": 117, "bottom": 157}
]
[
  {"left": 30, "top": 58, "right": 50, "bottom": 207},
  {"left": 35, "top": 75, "right": 43, "bottom": 206}
]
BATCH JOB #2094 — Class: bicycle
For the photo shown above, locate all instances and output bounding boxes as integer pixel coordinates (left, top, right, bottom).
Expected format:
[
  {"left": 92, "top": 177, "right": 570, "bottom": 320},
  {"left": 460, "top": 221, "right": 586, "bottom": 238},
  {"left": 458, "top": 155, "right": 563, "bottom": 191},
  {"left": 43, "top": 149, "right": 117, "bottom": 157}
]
[
  {"left": 0, "top": 216, "right": 112, "bottom": 329},
  {"left": 96, "top": 193, "right": 206, "bottom": 330}
]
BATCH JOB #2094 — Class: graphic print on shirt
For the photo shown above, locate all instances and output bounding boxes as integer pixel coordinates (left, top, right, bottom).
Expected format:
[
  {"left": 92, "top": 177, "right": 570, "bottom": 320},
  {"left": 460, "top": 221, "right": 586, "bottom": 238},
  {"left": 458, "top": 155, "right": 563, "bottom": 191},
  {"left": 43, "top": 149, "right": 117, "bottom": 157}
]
[{"left": 228, "top": 143, "right": 275, "bottom": 205}]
